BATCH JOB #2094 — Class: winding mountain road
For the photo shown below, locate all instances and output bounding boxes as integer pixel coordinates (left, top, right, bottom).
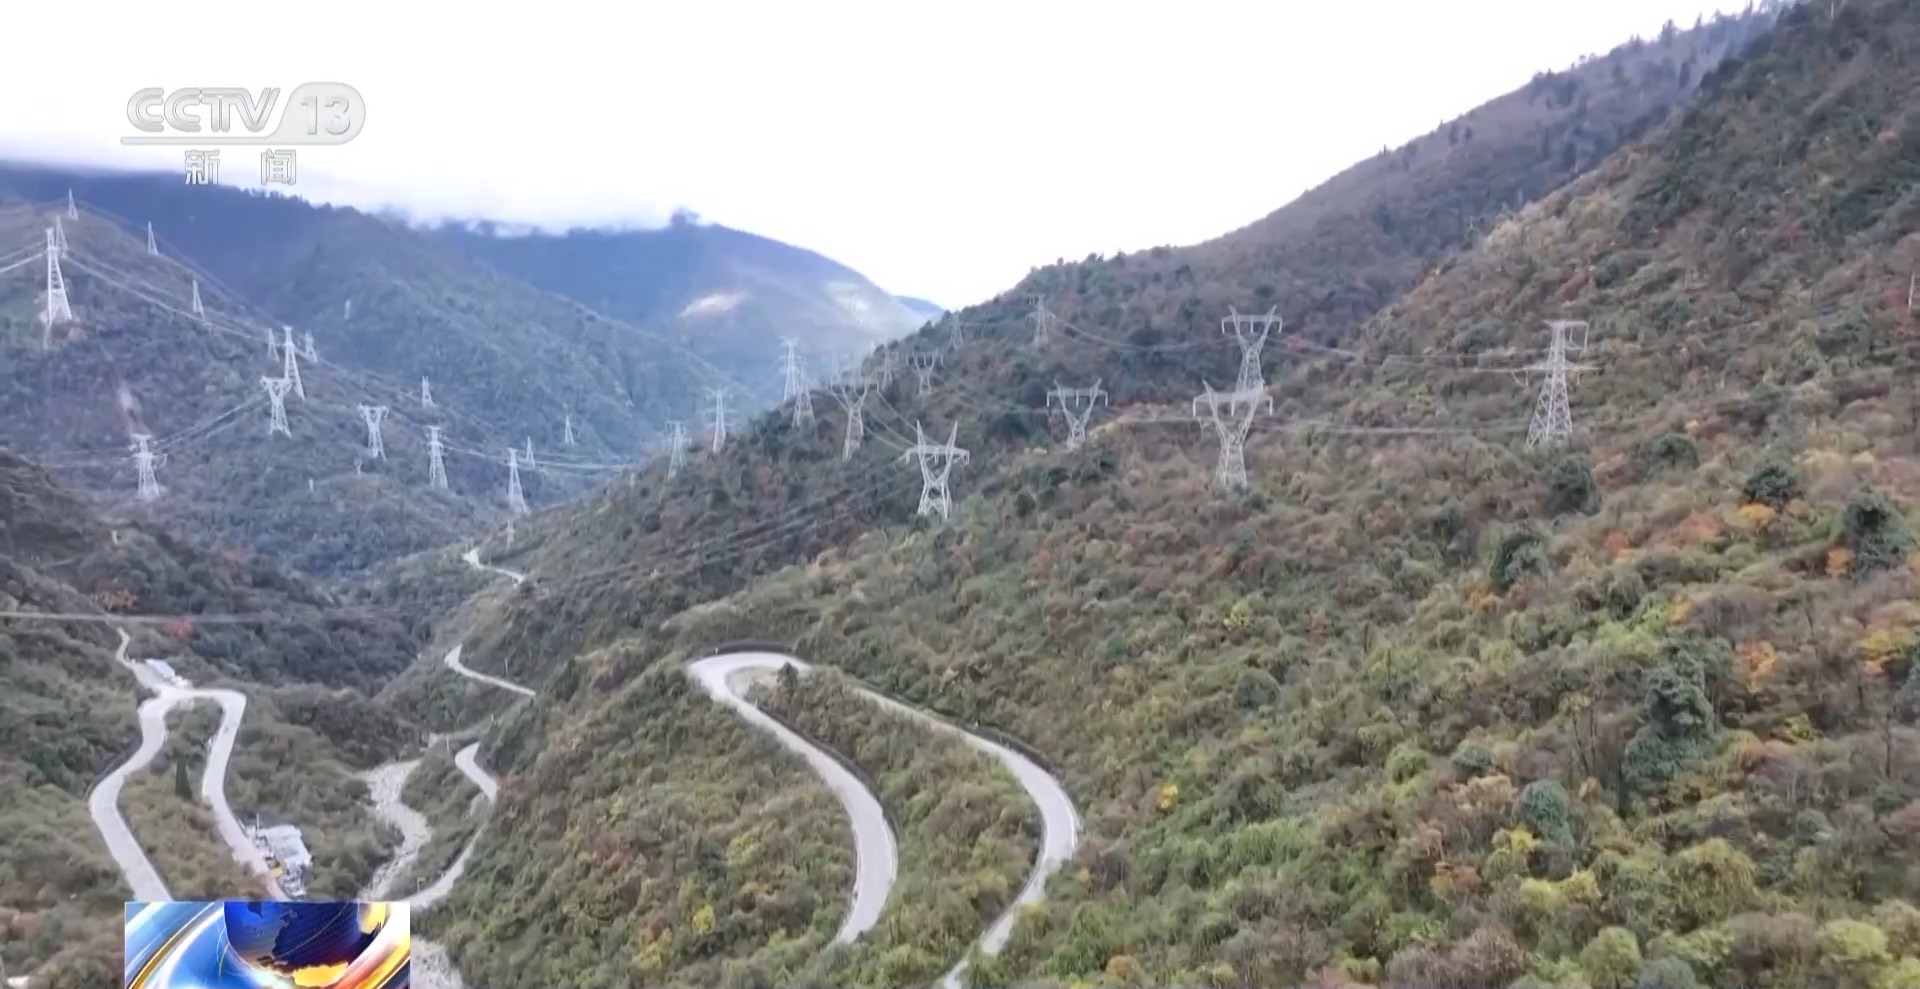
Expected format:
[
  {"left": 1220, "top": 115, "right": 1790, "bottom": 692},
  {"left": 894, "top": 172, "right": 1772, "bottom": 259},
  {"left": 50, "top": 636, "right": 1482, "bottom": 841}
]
[
  {"left": 460, "top": 546, "right": 526, "bottom": 586},
  {"left": 89, "top": 629, "right": 282, "bottom": 902},
  {"left": 688, "top": 652, "right": 900, "bottom": 944},
  {"left": 686, "top": 649, "right": 1081, "bottom": 983},
  {"left": 442, "top": 644, "right": 536, "bottom": 698}
]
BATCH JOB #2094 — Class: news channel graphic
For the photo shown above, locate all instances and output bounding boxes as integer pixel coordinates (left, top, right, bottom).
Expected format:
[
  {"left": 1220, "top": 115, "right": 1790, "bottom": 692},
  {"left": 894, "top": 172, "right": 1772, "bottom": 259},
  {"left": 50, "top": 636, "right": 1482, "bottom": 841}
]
[
  {"left": 124, "top": 900, "right": 408, "bottom": 989},
  {"left": 122, "top": 83, "right": 366, "bottom": 189}
]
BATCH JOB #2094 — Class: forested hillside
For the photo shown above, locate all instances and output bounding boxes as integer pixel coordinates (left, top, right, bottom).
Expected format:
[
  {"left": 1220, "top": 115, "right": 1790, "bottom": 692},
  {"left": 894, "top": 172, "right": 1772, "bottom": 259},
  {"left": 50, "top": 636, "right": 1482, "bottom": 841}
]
[
  {"left": 0, "top": 165, "right": 743, "bottom": 452},
  {"left": 427, "top": 2, "right": 1920, "bottom": 987},
  {"left": 0, "top": 189, "right": 619, "bottom": 574},
  {"left": 451, "top": 4, "right": 1779, "bottom": 689},
  {"left": 0, "top": 451, "right": 420, "bottom": 987},
  {"left": 439, "top": 215, "right": 925, "bottom": 402}
]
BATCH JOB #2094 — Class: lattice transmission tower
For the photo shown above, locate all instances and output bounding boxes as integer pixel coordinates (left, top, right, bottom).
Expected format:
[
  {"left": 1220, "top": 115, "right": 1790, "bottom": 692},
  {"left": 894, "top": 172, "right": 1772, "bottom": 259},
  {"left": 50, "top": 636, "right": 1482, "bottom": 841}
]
[
  {"left": 1223, "top": 308, "right": 1283, "bottom": 394},
  {"left": 1192, "top": 381, "right": 1271, "bottom": 490},
  {"left": 146, "top": 222, "right": 158, "bottom": 257},
  {"left": 131, "top": 434, "right": 164, "bottom": 502},
  {"left": 1047, "top": 380, "right": 1108, "bottom": 450},
  {"left": 43, "top": 228, "right": 71, "bottom": 332},
  {"left": 280, "top": 328, "right": 304, "bottom": 399},
  {"left": 190, "top": 279, "right": 203, "bottom": 318},
  {"left": 1031, "top": 297, "right": 1053, "bottom": 346},
  {"left": 426, "top": 426, "right": 449, "bottom": 490},
  {"left": 898, "top": 421, "right": 970, "bottom": 521},
  {"left": 53, "top": 217, "right": 67, "bottom": 253},
  {"left": 505, "top": 449, "right": 529, "bottom": 515},
  {"left": 563, "top": 414, "right": 575, "bottom": 446},
  {"left": 827, "top": 367, "right": 872, "bottom": 460},
  {"left": 706, "top": 387, "right": 730, "bottom": 452},
  {"left": 908, "top": 352, "right": 940, "bottom": 395},
  {"left": 261, "top": 377, "right": 293, "bottom": 437},
  {"left": 665, "top": 421, "right": 690, "bottom": 478},
  {"left": 779, "top": 338, "right": 814, "bottom": 426},
  {"left": 358, "top": 405, "right": 388, "bottom": 459},
  {"left": 1520, "top": 320, "right": 1593, "bottom": 449},
  {"left": 421, "top": 377, "right": 434, "bottom": 409}
]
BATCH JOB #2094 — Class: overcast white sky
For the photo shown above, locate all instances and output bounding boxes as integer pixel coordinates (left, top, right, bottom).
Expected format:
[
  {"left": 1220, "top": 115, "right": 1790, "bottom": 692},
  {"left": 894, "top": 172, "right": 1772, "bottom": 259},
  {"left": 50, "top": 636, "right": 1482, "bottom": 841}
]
[{"left": 4, "top": 1, "right": 1747, "bottom": 307}]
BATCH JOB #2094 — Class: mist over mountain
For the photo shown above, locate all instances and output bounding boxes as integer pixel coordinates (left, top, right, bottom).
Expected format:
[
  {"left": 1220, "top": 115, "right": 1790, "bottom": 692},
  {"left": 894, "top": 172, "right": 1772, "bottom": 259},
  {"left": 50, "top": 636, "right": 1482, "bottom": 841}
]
[{"left": 437, "top": 215, "right": 926, "bottom": 401}]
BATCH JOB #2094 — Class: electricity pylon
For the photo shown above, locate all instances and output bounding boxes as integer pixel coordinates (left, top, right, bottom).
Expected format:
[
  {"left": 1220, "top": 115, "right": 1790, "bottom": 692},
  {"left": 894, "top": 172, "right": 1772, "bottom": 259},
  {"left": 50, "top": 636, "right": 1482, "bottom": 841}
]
[
  {"left": 1521, "top": 320, "right": 1593, "bottom": 449},
  {"left": 280, "top": 327, "right": 304, "bottom": 399},
  {"left": 146, "top": 222, "right": 158, "bottom": 257},
  {"left": 1031, "top": 297, "right": 1052, "bottom": 347},
  {"left": 898, "top": 421, "right": 970, "bottom": 521},
  {"left": 43, "top": 228, "right": 71, "bottom": 332},
  {"left": 190, "top": 279, "right": 203, "bottom": 318},
  {"left": 947, "top": 314, "right": 966, "bottom": 350},
  {"left": 53, "top": 217, "right": 67, "bottom": 253},
  {"left": 505, "top": 449, "right": 529, "bottom": 515},
  {"left": 908, "top": 352, "right": 940, "bottom": 395},
  {"left": 66, "top": 189, "right": 77, "bottom": 220},
  {"left": 827, "top": 367, "right": 872, "bottom": 460},
  {"left": 427, "top": 426, "right": 449, "bottom": 490},
  {"left": 131, "top": 434, "right": 164, "bottom": 502},
  {"left": 421, "top": 377, "right": 434, "bottom": 409},
  {"left": 706, "top": 387, "right": 730, "bottom": 452},
  {"left": 1192, "top": 381, "right": 1272, "bottom": 490},
  {"left": 266, "top": 326, "right": 278, "bottom": 360},
  {"left": 1224, "top": 308, "right": 1283, "bottom": 395},
  {"left": 873, "top": 348, "right": 896, "bottom": 388},
  {"left": 358, "top": 404, "right": 388, "bottom": 459},
  {"left": 524, "top": 437, "right": 537, "bottom": 471},
  {"left": 1047, "top": 380, "right": 1108, "bottom": 450},
  {"left": 261, "top": 377, "right": 293, "bottom": 437},
  {"left": 780, "top": 338, "right": 815, "bottom": 426},
  {"left": 563, "top": 414, "right": 575, "bottom": 446},
  {"left": 665, "top": 421, "right": 690, "bottom": 478},
  {"left": 303, "top": 332, "right": 317, "bottom": 361}
]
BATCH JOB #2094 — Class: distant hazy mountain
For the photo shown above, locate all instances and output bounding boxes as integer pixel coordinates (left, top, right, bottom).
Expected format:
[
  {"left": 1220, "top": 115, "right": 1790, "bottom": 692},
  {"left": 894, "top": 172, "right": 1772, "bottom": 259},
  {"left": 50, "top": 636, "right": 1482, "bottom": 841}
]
[
  {"left": 439, "top": 215, "right": 924, "bottom": 398},
  {"left": 0, "top": 164, "right": 739, "bottom": 573},
  {"left": 895, "top": 295, "right": 946, "bottom": 322}
]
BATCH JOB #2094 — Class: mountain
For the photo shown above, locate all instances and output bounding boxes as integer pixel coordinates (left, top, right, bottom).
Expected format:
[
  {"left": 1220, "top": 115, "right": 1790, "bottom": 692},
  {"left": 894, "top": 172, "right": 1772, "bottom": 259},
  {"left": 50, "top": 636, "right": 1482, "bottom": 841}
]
[
  {"left": 0, "top": 166, "right": 735, "bottom": 574},
  {"left": 438, "top": 215, "right": 926, "bottom": 404},
  {"left": 0, "top": 449, "right": 421, "bottom": 987},
  {"left": 896, "top": 295, "right": 947, "bottom": 322},
  {"left": 390, "top": 7, "right": 1920, "bottom": 989}
]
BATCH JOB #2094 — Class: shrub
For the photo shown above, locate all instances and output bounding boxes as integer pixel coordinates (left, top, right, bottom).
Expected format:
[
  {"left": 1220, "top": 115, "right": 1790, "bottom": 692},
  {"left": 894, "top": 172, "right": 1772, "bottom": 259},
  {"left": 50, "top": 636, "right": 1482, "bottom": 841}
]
[
  {"left": 1451, "top": 739, "right": 1496, "bottom": 778},
  {"left": 1546, "top": 455, "right": 1603, "bottom": 517},
  {"left": 1841, "top": 487, "right": 1914, "bottom": 577},
  {"left": 1491, "top": 527, "right": 1548, "bottom": 591},
  {"left": 1741, "top": 459, "right": 1802, "bottom": 508},
  {"left": 1582, "top": 927, "right": 1644, "bottom": 989},
  {"left": 1517, "top": 779, "right": 1575, "bottom": 844},
  {"left": 1643, "top": 433, "right": 1700, "bottom": 473}
]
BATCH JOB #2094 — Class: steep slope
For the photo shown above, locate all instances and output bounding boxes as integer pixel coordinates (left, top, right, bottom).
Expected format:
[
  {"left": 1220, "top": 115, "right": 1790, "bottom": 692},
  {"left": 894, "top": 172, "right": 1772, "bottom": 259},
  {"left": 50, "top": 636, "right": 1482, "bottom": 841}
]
[
  {"left": 0, "top": 450, "right": 421, "bottom": 987},
  {"left": 439, "top": 215, "right": 924, "bottom": 405},
  {"left": 0, "top": 185, "right": 635, "bottom": 575},
  {"left": 453, "top": 5, "right": 1781, "bottom": 692},
  {"left": 429, "top": 3, "right": 1920, "bottom": 988},
  {"left": 0, "top": 166, "right": 744, "bottom": 446}
]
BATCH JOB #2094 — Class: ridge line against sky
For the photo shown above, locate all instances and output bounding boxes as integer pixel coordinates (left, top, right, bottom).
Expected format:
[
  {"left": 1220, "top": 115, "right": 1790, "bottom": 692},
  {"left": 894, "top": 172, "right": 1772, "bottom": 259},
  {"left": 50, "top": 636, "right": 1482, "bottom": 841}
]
[{"left": 1, "top": 0, "right": 1748, "bottom": 307}]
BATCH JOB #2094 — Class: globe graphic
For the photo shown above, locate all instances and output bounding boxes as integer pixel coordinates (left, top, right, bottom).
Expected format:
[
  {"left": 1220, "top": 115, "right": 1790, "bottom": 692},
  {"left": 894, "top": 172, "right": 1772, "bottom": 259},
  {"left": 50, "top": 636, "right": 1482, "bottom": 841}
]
[{"left": 223, "top": 901, "right": 385, "bottom": 979}]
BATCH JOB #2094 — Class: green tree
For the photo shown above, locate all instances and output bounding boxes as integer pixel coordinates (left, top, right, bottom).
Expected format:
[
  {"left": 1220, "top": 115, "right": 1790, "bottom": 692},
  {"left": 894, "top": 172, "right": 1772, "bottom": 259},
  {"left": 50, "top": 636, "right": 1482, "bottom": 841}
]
[{"left": 1581, "top": 927, "right": 1643, "bottom": 989}]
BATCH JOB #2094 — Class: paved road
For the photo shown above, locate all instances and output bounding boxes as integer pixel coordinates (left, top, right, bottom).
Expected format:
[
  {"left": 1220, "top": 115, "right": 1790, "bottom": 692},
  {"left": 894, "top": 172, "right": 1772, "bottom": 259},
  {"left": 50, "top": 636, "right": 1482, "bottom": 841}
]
[
  {"left": 441, "top": 644, "right": 536, "bottom": 697},
  {"left": 854, "top": 699, "right": 1079, "bottom": 988},
  {"left": 686, "top": 651, "right": 900, "bottom": 945},
  {"left": 89, "top": 629, "right": 283, "bottom": 901},
  {"left": 689, "top": 649, "right": 1081, "bottom": 983},
  {"left": 460, "top": 547, "right": 526, "bottom": 586}
]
